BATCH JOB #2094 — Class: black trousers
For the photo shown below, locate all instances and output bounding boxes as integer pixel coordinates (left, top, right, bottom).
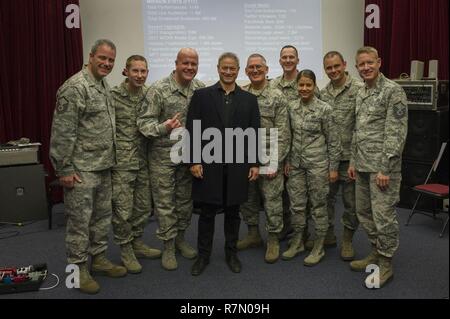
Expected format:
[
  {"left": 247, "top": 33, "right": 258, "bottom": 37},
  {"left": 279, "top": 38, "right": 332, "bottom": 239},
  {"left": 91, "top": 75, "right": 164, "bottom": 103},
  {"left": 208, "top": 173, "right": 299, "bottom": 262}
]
[{"left": 197, "top": 167, "right": 241, "bottom": 259}]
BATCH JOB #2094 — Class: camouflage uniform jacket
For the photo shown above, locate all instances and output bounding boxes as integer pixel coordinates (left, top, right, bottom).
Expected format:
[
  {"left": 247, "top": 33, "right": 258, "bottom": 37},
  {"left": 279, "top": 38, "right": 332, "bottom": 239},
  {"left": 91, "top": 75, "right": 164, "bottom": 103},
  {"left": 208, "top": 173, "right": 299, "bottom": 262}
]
[
  {"left": 111, "top": 80, "right": 149, "bottom": 170},
  {"left": 350, "top": 73, "right": 408, "bottom": 174},
  {"left": 271, "top": 75, "right": 299, "bottom": 103},
  {"left": 319, "top": 73, "right": 363, "bottom": 160},
  {"left": 271, "top": 74, "right": 320, "bottom": 108},
  {"left": 137, "top": 72, "right": 205, "bottom": 148},
  {"left": 242, "top": 82, "right": 291, "bottom": 169},
  {"left": 50, "top": 66, "right": 116, "bottom": 176},
  {"left": 288, "top": 96, "right": 342, "bottom": 171}
]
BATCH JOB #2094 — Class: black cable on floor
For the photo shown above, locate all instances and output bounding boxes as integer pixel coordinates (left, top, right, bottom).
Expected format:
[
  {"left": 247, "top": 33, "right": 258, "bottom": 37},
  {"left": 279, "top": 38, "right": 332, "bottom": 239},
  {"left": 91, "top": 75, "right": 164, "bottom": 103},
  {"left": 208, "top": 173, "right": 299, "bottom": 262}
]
[
  {"left": 0, "top": 230, "right": 20, "bottom": 240},
  {"left": 0, "top": 221, "right": 40, "bottom": 240}
]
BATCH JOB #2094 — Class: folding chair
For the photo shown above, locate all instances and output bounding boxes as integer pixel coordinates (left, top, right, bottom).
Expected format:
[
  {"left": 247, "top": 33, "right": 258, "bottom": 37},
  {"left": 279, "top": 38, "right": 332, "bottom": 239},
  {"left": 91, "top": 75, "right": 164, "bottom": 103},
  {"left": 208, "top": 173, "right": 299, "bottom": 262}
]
[{"left": 406, "top": 142, "right": 449, "bottom": 237}]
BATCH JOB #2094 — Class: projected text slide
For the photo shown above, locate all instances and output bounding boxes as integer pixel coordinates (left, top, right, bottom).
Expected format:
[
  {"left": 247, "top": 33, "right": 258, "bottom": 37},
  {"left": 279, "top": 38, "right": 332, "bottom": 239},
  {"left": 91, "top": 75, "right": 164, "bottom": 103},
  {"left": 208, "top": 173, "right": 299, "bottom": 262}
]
[{"left": 143, "top": 0, "right": 322, "bottom": 83}]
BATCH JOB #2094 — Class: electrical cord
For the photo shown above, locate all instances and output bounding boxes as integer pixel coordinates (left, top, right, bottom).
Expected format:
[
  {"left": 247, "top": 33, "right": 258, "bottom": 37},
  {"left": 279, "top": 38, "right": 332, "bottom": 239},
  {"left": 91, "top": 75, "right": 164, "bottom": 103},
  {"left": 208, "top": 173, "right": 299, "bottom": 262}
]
[
  {"left": 0, "top": 221, "right": 37, "bottom": 227},
  {"left": 39, "top": 273, "right": 60, "bottom": 291},
  {"left": 0, "top": 222, "right": 18, "bottom": 229},
  {"left": 0, "top": 230, "right": 20, "bottom": 240},
  {"left": 0, "top": 221, "right": 40, "bottom": 240}
]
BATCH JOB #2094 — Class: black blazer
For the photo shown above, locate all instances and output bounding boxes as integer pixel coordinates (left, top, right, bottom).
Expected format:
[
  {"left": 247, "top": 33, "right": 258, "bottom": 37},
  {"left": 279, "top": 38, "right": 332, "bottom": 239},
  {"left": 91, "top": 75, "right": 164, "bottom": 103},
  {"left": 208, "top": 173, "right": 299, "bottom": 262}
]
[{"left": 186, "top": 82, "right": 260, "bottom": 207}]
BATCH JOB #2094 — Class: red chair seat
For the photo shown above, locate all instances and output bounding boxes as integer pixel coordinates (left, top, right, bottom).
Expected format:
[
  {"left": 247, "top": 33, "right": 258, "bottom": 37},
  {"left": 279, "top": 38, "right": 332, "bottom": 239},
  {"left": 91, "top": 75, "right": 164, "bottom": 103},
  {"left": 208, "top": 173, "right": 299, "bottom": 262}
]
[{"left": 414, "top": 184, "right": 449, "bottom": 197}]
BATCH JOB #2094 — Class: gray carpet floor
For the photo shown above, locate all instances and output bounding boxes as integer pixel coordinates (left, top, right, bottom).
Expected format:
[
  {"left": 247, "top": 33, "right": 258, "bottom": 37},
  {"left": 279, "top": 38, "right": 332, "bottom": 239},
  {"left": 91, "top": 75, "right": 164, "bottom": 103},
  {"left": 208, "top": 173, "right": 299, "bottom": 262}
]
[{"left": 0, "top": 199, "right": 448, "bottom": 300}]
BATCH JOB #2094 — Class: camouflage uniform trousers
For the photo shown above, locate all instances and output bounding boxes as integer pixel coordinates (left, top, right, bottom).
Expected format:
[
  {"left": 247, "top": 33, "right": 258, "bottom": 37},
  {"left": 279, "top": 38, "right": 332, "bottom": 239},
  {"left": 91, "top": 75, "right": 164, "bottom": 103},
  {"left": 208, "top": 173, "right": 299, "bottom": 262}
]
[
  {"left": 111, "top": 167, "right": 152, "bottom": 246},
  {"left": 327, "top": 161, "right": 358, "bottom": 231},
  {"left": 286, "top": 165, "right": 329, "bottom": 237},
  {"left": 149, "top": 147, "right": 193, "bottom": 241},
  {"left": 240, "top": 173, "right": 284, "bottom": 234},
  {"left": 282, "top": 187, "right": 292, "bottom": 223},
  {"left": 355, "top": 171, "right": 401, "bottom": 258},
  {"left": 283, "top": 183, "right": 312, "bottom": 230},
  {"left": 64, "top": 169, "right": 112, "bottom": 264}
]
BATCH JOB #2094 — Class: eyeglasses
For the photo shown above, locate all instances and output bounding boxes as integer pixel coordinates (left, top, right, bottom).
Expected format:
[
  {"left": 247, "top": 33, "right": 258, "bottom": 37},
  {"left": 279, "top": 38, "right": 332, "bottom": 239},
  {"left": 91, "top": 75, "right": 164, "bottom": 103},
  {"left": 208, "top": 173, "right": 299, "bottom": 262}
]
[{"left": 246, "top": 64, "right": 265, "bottom": 71}]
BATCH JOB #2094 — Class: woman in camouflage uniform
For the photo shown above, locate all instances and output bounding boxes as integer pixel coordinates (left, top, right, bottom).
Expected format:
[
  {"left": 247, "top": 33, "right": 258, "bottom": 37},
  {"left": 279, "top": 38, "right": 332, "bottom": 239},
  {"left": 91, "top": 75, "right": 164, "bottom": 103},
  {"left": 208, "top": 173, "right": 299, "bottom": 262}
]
[{"left": 283, "top": 70, "right": 342, "bottom": 266}]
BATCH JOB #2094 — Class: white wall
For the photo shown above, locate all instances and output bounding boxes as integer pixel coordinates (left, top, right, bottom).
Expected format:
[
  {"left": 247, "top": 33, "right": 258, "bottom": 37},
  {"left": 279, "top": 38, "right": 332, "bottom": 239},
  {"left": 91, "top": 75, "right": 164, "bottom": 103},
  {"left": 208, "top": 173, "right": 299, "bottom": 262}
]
[
  {"left": 321, "top": 0, "right": 365, "bottom": 87},
  {"left": 80, "top": 0, "right": 365, "bottom": 89},
  {"left": 80, "top": 0, "right": 145, "bottom": 86}
]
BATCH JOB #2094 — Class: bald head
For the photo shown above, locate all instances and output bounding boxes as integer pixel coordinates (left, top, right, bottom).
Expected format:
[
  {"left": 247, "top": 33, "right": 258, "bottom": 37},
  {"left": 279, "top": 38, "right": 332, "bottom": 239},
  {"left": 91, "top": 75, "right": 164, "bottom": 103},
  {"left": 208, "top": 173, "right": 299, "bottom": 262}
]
[
  {"left": 176, "top": 48, "right": 199, "bottom": 62},
  {"left": 174, "top": 48, "right": 199, "bottom": 87}
]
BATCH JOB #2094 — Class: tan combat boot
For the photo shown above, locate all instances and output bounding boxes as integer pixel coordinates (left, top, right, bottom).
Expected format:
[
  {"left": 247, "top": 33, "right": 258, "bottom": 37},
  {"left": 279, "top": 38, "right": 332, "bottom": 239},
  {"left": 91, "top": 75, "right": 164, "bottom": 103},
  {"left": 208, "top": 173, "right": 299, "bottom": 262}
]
[
  {"left": 91, "top": 252, "right": 127, "bottom": 277},
  {"left": 265, "top": 233, "right": 280, "bottom": 264},
  {"left": 377, "top": 255, "right": 394, "bottom": 287},
  {"left": 175, "top": 230, "right": 197, "bottom": 259},
  {"left": 78, "top": 262, "right": 100, "bottom": 294},
  {"left": 162, "top": 239, "right": 177, "bottom": 271},
  {"left": 304, "top": 237, "right": 325, "bottom": 266},
  {"left": 324, "top": 226, "right": 337, "bottom": 247},
  {"left": 340, "top": 227, "right": 355, "bottom": 261},
  {"left": 350, "top": 245, "right": 379, "bottom": 272},
  {"left": 237, "top": 225, "right": 263, "bottom": 250},
  {"left": 132, "top": 238, "right": 162, "bottom": 259},
  {"left": 121, "top": 243, "right": 142, "bottom": 274},
  {"left": 281, "top": 233, "right": 304, "bottom": 260}
]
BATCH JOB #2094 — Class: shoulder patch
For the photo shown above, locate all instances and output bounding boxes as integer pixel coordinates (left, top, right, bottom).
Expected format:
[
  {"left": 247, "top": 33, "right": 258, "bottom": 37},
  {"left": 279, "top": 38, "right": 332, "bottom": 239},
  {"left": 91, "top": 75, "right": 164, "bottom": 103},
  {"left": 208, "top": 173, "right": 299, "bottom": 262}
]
[
  {"left": 393, "top": 101, "right": 407, "bottom": 120},
  {"left": 56, "top": 96, "right": 69, "bottom": 114}
]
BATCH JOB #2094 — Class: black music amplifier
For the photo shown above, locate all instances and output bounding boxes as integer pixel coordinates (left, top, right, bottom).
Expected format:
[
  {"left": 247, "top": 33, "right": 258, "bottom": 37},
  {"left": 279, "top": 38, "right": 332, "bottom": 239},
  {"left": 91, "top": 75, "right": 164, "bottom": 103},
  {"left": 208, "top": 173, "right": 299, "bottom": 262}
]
[
  {"left": 0, "top": 164, "right": 48, "bottom": 223},
  {"left": 394, "top": 80, "right": 449, "bottom": 110}
]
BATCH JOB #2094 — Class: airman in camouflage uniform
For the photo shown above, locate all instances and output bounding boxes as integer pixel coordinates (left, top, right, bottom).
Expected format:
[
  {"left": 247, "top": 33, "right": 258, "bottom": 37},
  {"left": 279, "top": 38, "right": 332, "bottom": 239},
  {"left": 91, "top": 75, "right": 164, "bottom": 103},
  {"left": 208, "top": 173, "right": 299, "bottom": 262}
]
[
  {"left": 348, "top": 47, "right": 408, "bottom": 288},
  {"left": 270, "top": 46, "right": 301, "bottom": 242},
  {"left": 283, "top": 70, "right": 342, "bottom": 266},
  {"left": 271, "top": 46, "right": 319, "bottom": 243},
  {"left": 320, "top": 51, "right": 364, "bottom": 260},
  {"left": 137, "top": 48, "right": 205, "bottom": 271},
  {"left": 50, "top": 39, "right": 126, "bottom": 294},
  {"left": 271, "top": 46, "right": 321, "bottom": 110},
  {"left": 110, "top": 55, "right": 162, "bottom": 275},
  {"left": 238, "top": 54, "right": 291, "bottom": 264}
]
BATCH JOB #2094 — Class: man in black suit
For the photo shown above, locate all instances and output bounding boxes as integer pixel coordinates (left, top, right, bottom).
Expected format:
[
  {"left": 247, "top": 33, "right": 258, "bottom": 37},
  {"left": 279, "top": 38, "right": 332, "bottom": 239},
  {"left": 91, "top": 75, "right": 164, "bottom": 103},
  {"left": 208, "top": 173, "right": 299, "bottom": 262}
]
[{"left": 186, "top": 52, "right": 260, "bottom": 275}]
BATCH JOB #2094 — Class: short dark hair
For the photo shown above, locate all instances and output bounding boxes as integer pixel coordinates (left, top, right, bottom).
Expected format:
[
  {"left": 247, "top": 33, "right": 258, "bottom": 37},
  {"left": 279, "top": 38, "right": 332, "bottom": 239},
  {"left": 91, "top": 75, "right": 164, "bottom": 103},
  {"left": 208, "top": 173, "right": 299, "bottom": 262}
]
[
  {"left": 323, "top": 51, "right": 345, "bottom": 64},
  {"left": 218, "top": 52, "right": 240, "bottom": 68},
  {"left": 280, "top": 45, "right": 299, "bottom": 58},
  {"left": 296, "top": 69, "right": 316, "bottom": 85},
  {"left": 122, "top": 55, "right": 148, "bottom": 76},
  {"left": 90, "top": 39, "right": 116, "bottom": 55}
]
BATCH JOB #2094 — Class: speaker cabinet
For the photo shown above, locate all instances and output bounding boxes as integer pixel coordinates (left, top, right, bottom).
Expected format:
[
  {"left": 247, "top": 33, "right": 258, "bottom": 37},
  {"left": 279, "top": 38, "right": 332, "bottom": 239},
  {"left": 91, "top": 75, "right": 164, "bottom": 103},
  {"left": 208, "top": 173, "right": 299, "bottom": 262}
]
[
  {"left": 428, "top": 60, "right": 438, "bottom": 79},
  {"left": 402, "top": 160, "right": 449, "bottom": 187},
  {"left": 403, "top": 108, "right": 449, "bottom": 162},
  {"left": 399, "top": 108, "right": 449, "bottom": 211},
  {"left": 0, "top": 164, "right": 48, "bottom": 223},
  {"left": 410, "top": 60, "right": 424, "bottom": 80}
]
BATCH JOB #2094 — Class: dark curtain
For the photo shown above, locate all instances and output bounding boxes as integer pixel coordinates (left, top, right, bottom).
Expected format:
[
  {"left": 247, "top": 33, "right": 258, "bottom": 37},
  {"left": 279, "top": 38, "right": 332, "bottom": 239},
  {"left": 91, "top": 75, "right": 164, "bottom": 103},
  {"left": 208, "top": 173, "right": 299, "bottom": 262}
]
[
  {"left": 0, "top": 0, "right": 83, "bottom": 187},
  {"left": 365, "top": 0, "right": 449, "bottom": 80}
]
